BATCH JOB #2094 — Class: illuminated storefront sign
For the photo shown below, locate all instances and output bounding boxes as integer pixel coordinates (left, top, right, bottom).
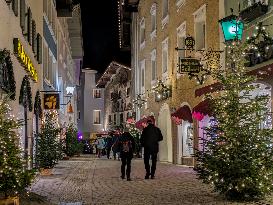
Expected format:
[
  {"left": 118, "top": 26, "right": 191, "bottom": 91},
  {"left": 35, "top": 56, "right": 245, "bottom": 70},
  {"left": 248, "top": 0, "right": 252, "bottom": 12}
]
[
  {"left": 44, "top": 93, "right": 60, "bottom": 109},
  {"left": 13, "top": 38, "right": 38, "bottom": 82}
]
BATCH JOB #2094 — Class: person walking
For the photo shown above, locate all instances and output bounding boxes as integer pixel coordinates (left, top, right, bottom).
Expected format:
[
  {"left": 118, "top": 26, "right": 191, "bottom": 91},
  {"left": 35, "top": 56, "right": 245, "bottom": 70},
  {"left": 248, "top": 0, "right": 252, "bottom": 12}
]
[
  {"left": 140, "top": 119, "right": 163, "bottom": 179},
  {"left": 105, "top": 135, "right": 113, "bottom": 159},
  {"left": 96, "top": 135, "right": 105, "bottom": 158},
  {"left": 118, "top": 128, "right": 135, "bottom": 181}
]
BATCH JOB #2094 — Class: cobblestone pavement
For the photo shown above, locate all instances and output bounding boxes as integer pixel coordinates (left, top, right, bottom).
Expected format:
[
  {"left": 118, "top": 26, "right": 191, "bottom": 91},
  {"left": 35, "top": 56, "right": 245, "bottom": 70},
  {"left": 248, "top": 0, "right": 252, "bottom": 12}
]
[{"left": 29, "top": 155, "right": 273, "bottom": 205}]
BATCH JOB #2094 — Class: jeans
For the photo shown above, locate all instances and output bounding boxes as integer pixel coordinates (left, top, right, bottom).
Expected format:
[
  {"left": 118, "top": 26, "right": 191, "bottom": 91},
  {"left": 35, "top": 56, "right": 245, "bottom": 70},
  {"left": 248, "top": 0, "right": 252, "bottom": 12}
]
[
  {"left": 144, "top": 150, "right": 158, "bottom": 177},
  {"left": 121, "top": 152, "right": 132, "bottom": 179}
]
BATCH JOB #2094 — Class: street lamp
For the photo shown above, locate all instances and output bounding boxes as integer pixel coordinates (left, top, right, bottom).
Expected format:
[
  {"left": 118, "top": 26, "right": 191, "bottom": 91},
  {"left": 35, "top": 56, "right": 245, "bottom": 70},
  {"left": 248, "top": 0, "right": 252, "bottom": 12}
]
[{"left": 219, "top": 15, "right": 244, "bottom": 42}]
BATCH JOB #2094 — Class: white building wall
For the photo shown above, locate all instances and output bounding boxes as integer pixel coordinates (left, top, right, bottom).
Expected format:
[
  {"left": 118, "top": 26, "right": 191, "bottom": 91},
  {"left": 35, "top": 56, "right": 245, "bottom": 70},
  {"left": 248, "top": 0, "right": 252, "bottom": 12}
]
[
  {"left": 0, "top": 0, "right": 43, "bottom": 153},
  {"left": 82, "top": 69, "right": 104, "bottom": 137}
]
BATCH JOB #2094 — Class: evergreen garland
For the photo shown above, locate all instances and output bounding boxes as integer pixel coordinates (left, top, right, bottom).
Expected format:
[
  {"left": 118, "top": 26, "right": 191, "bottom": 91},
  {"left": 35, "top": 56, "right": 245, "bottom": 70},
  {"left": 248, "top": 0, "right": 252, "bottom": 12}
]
[
  {"left": 19, "top": 75, "right": 33, "bottom": 112},
  {"left": 34, "top": 91, "right": 42, "bottom": 118},
  {"left": 0, "top": 49, "right": 16, "bottom": 100}
]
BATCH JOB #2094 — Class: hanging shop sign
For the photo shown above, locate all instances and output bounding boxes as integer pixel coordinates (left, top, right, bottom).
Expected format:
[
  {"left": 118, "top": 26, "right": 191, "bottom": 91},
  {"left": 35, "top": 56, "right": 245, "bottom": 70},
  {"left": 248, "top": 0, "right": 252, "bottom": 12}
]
[
  {"left": 43, "top": 93, "right": 60, "bottom": 109},
  {"left": 177, "top": 58, "right": 202, "bottom": 74},
  {"left": 13, "top": 38, "right": 38, "bottom": 82}
]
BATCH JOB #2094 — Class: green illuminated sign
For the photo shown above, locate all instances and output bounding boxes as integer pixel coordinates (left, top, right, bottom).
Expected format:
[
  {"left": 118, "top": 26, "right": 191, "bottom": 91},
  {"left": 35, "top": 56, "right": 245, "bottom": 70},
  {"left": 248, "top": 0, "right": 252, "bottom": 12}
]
[{"left": 219, "top": 15, "right": 244, "bottom": 41}]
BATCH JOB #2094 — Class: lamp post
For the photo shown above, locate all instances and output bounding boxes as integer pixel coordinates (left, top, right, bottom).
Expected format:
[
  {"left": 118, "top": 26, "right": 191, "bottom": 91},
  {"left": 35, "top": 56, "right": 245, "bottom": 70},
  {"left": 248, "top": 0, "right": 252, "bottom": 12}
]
[{"left": 219, "top": 15, "right": 244, "bottom": 42}]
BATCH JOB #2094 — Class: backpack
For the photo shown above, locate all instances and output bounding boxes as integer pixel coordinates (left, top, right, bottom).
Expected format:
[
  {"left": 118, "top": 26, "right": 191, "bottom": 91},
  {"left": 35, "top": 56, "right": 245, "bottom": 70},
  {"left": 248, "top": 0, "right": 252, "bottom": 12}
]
[{"left": 122, "top": 141, "right": 132, "bottom": 152}]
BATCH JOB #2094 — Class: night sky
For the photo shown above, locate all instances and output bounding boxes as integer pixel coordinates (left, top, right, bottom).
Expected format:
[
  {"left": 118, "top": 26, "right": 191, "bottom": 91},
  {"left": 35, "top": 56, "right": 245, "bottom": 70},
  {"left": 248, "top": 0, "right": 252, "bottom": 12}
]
[{"left": 80, "top": 0, "right": 130, "bottom": 74}]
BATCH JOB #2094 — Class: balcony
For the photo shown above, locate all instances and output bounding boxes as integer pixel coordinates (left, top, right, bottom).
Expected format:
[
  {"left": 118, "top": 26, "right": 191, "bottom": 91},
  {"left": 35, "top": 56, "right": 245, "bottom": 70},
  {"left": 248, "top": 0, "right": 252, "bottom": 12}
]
[{"left": 240, "top": 2, "right": 268, "bottom": 23}]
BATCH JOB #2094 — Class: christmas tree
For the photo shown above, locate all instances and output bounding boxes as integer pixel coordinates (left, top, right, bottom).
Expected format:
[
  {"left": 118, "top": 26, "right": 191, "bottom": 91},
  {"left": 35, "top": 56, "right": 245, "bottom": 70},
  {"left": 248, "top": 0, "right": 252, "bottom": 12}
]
[
  {"left": 36, "top": 112, "right": 62, "bottom": 169},
  {"left": 64, "top": 123, "right": 83, "bottom": 157},
  {"left": 195, "top": 37, "right": 273, "bottom": 199},
  {"left": 0, "top": 96, "right": 34, "bottom": 198}
]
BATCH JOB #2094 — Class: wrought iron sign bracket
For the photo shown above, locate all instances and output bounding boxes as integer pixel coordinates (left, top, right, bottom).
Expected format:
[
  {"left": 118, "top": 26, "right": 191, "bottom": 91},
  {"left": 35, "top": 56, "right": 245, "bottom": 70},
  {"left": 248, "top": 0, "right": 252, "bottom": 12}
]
[{"left": 175, "top": 36, "right": 223, "bottom": 85}]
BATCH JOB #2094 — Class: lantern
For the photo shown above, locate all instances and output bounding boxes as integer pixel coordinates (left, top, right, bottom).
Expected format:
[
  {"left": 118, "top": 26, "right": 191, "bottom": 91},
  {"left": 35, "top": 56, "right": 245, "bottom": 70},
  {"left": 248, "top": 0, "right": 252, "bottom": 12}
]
[
  {"left": 67, "top": 103, "right": 73, "bottom": 114},
  {"left": 219, "top": 15, "right": 244, "bottom": 42}
]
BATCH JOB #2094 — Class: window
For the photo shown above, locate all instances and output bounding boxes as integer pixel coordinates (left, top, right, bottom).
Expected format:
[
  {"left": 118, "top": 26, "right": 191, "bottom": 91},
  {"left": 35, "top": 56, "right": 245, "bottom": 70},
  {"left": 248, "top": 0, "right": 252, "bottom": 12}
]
[
  {"left": 140, "top": 18, "right": 145, "bottom": 49},
  {"left": 43, "top": 44, "right": 49, "bottom": 80},
  {"left": 114, "top": 114, "right": 116, "bottom": 124},
  {"left": 140, "top": 60, "right": 145, "bottom": 92},
  {"left": 93, "top": 110, "right": 101, "bottom": 124},
  {"left": 12, "top": 0, "right": 18, "bottom": 16},
  {"left": 194, "top": 5, "right": 206, "bottom": 50},
  {"left": 120, "top": 113, "right": 124, "bottom": 124},
  {"left": 162, "top": 38, "right": 168, "bottom": 75},
  {"left": 177, "top": 22, "right": 186, "bottom": 59},
  {"left": 151, "top": 49, "right": 157, "bottom": 82},
  {"left": 108, "top": 115, "right": 112, "bottom": 123},
  {"left": 93, "top": 89, "right": 101, "bottom": 98},
  {"left": 20, "top": 0, "right": 25, "bottom": 32},
  {"left": 126, "top": 87, "right": 130, "bottom": 96},
  {"left": 150, "top": 3, "right": 156, "bottom": 33},
  {"left": 162, "top": 0, "right": 168, "bottom": 18}
]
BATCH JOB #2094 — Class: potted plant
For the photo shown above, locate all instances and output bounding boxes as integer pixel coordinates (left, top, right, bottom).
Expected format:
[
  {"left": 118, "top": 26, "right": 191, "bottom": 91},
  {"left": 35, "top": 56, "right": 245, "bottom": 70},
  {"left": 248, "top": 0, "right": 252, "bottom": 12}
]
[
  {"left": 0, "top": 96, "right": 35, "bottom": 204},
  {"left": 36, "top": 112, "right": 62, "bottom": 175},
  {"left": 64, "top": 124, "right": 83, "bottom": 157}
]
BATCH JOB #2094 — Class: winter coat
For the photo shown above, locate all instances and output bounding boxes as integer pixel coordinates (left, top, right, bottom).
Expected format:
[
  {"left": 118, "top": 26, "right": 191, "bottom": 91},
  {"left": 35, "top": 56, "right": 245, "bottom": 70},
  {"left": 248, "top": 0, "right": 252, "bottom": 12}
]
[
  {"left": 96, "top": 138, "right": 105, "bottom": 150},
  {"left": 118, "top": 132, "right": 135, "bottom": 158},
  {"left": 140, "top": 124, "right": 163, "bottom": 153}
]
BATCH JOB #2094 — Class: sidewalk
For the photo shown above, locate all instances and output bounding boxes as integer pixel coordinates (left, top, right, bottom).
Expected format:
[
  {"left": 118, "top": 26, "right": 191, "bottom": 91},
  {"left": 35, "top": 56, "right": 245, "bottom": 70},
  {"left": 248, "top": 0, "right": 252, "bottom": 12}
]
[{"left": 26, "top": 155, "right": 273, "bottom": 205}]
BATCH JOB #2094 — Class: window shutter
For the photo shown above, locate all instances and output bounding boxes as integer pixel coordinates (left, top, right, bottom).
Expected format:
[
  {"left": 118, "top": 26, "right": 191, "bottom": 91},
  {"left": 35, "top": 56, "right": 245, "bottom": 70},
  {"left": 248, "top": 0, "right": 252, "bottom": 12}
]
[
  {"left": 20, "top": 0, "right": 25, "bottom": 31},
  {"left": 27, "top": 8, "right": 32, "bottom": 45},
  {"left": 37, "top": 33, "right": 42, "bottom": 64},
  {"left": 12, "top": 0, "right": 18, "bottom": 16},
  {"left": 32, "top": 20, "right": 37, "bottom": 55}
]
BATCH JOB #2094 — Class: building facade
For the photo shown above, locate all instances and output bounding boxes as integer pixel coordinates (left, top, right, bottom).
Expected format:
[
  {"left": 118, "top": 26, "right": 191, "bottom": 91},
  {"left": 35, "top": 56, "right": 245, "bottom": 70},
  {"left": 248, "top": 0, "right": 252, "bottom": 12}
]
[
  {"left": 78, "top": 69, "right": 104, "bottom": 139},
  {"left": 132, "top": 0, "right": 220, "bottom": 166},
  {"left": 0, "top": 0, "right": 43, "bottom": 158},
  {"left": 97, "top": 61, "right": 132, "bottom": 131}
]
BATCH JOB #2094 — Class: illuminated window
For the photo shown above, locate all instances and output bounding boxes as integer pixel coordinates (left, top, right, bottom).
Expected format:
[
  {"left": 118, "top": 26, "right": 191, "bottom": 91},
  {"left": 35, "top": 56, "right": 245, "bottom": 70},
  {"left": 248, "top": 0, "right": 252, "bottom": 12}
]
[
  {"left": 93, "top": 89, "right": 101, "bottom": 98},
  {"left": 93, "top": 110, "right": 101, "bottom": 124}
]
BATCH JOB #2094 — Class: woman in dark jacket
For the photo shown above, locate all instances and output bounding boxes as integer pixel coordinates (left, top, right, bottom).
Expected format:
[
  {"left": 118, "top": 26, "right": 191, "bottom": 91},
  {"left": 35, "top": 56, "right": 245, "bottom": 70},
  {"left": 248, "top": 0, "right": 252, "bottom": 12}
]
[{"left": 118, "top": 130, "right": 135, "bottom": 181}]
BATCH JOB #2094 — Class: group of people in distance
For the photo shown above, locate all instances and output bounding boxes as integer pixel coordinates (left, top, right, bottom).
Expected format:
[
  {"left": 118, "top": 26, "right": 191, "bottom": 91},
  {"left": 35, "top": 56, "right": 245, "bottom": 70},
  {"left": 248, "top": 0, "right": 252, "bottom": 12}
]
[{"left": 95, "top": 120, "right": 163, "bottom": 181}]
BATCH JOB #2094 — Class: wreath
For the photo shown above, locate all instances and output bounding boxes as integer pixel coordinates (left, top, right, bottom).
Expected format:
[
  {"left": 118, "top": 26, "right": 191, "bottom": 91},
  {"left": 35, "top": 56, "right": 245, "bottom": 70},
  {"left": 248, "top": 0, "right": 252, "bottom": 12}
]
[
  {"left": 0, "top": 49, "right": 16, "bottom": 100},
  {"left": 19, "top": 75, "right": 33, "bottom": 111}
]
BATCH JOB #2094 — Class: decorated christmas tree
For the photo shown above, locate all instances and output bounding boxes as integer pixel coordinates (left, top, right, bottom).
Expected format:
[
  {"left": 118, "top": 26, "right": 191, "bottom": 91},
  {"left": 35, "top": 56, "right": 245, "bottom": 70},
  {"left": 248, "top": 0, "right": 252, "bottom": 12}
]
[
  {"left": 195, "top": 36, "right": 273, "bottom": 200},
  {"left": 0, "top": 96, "right": 34, "bottom": 198},
  {"left": 36, "top": 112, "right": 62, "bottom": 169},
  {"left": 64, "top": 124, "right": 83, "bottom": 157}
]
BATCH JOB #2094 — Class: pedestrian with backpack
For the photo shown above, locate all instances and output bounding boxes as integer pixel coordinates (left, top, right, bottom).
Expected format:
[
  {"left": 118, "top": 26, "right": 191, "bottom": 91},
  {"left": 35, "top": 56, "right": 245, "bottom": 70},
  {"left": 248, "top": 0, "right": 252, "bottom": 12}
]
[
  {"left": 118, "top": 127, "right": 135, "bottom": 181},
  {"left": 140, "top": 119, "right": 163, "bottom": 179}
]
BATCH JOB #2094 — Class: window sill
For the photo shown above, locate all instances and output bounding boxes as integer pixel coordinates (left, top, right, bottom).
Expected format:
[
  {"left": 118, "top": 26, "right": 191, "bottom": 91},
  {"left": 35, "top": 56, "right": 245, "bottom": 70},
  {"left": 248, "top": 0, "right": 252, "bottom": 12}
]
[
  {"left": 161, "top": 14, "right": 169, "bottom": 29},
  {"left": 93, "top": 123, "right": 102, "bottom": 125},
  {"left": 150, "top": 30, "right": 157, "bottom": 41}
]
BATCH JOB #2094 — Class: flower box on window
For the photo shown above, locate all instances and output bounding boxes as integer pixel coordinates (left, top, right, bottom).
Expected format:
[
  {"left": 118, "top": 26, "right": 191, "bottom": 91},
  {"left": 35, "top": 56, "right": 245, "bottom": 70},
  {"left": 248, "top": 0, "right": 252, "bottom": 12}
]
[{"left": 240, "top": 2, "right": 268, "bottom": 23}]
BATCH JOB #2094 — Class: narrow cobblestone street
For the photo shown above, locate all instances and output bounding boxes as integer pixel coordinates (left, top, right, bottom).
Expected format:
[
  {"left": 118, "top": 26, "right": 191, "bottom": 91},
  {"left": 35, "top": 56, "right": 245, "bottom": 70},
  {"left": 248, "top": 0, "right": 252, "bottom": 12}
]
[{"left": 25, "top": 155, "right": 273, "bottom": 205}]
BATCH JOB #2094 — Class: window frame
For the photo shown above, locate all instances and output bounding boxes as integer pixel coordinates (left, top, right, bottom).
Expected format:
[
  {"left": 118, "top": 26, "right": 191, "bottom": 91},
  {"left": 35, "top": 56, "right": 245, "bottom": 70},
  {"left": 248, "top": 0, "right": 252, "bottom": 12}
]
[
  {"left": 93, "top": 110, "right": 101, "bottom": 125},
  {"left": 150, "top": 49, "right": 157, "bottom": 85},
  {"left": 177, "top": 22, "right": 186, "bottom": 79},
  {"left": 162, "top": 37, "right": 169, "bottom": 80},
  {"left": 93, "top": 89, "right": 102, "bottom": 99},
  {"left": 140, "top": 17, "right": 146, "bottom": 49},
  {"left": 150, "top": 3, "right": 157, "bottom": 40}
]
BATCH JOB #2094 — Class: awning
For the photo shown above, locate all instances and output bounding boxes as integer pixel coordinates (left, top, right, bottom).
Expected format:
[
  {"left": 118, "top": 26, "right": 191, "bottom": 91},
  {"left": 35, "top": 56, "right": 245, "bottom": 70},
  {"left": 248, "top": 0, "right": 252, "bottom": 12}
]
[
  {"left": 192, "top": 99, "right": 212, "bottom": 116},
  {"left": 171, "top": 105, "right": 193, "bottom": 123},
  {"left": 135, "top": 116, "right": 155, "bottom": 130}
]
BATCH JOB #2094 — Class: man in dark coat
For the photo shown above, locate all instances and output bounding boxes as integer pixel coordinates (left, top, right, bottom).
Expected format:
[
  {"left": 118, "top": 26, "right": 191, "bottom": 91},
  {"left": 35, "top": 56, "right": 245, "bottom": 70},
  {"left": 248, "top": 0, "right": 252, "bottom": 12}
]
[
  {"left": 140, "top": 119, "right": 163, "bottom": 179},
  {"left": 118, "top": 129, "right": 135, "bottom": 181}
]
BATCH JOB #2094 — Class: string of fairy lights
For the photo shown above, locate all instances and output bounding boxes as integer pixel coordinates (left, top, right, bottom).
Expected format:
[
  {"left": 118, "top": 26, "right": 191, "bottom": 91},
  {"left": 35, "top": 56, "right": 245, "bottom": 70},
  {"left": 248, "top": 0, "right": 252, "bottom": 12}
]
[{"left": 117, "top": 0, "right": 122, "bottom": 48}]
